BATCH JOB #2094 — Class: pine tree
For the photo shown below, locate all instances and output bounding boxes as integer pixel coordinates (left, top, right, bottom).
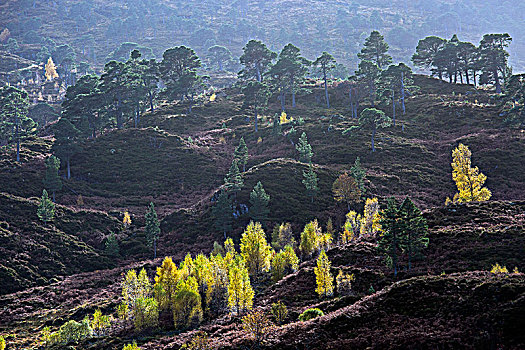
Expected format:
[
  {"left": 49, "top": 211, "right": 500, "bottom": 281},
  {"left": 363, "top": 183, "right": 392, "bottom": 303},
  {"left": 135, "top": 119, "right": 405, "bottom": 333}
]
[
  {"left": 350, "top": 157, "right": 366, "bottom": 195},
  {"left": 212, "top": 190, "right": 232, "bottom": 238},
  {"left": 302, "top": 164, "right": 319, "bottom": 203},
  {"left": 356, "top": 60, "right": 380, "bottom": 106},
  {"left": 52, "top": 118, "right": 81, "bottom": 179},
  {"left": 377, "top": 198, "right": 403, "bottom": 276},
  {"left": 239, "top": 40, "right": 277, "bottom": 82},
  {"left": 412, "top": 36, "right": 447, "bottom": 74},
  {"left": 240, "top": 221, "right": 273, "bottom": 277},
  {"left": 249, "top": 182, "right": 270, "bottom": 224},
  {"left": 399, "top": 197, "right": 429, "bottom": 271},
  {"left": 37, "top": 189, "right": 55, "bottom": 224},
  {"left": 313, "top": 52, "right": 336, "bottom": 108},
  {"left": 234, "top": 137, "right": 249, "bottom": 172},
  {"left": 450, "top": 144, "right": 491, "bottom": 203},
  {"left": 478, "top": 34, "right": 512, "bottom": 93},
  {"left": 332, "top": 172, "right": 361, "bottom": 211},
  {"left": 145, "top": 202, "right": 160, "bottom": 259},
  {"left": 45, "top": 57, "right": 59, "bottom": 80},
  {"left": 296, "top": 132, "right": 313, "bottom": 163},
  {"left": 227, "top": 256, "right": 254, "bottom": 315},
  {"left": 358, "top": 31, "right": 392, "bottom": 69},
  {"left": 242, "top": 80, "right": 271, "bottom": 132},
  {"left": 224, "top": 160, "right": 244, "bottom": 197},
  {"left": 105, "top": 231, "right": 120, "bottom": 257},
  {"left": 43, "top": 155, "right": 62, "bottom": 202},
  {"left": 314, "top": 250, "right": 333, "bottom": 298},
  {"left": 346, "top": 108, "right": 391, "bottom": 152}
]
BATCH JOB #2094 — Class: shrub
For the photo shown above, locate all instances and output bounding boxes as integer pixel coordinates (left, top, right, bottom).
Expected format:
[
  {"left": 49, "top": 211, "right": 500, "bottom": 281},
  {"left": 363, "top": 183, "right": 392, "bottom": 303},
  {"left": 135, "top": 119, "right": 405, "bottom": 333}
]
[
  {"left": 123, "top": 341, "right": 141, "bottom": 350},
  {"left": 0, "top": 335, "right": 5, "bottom": 350},
  {"left": 336, "top": 270, "right": 355, "bottom": 296},
  {"left": 271, "top": 301, "right": 288, "bottom": 324},
  {"left": 181, "top": 331, "right": 212, "bottom": 350},
  {"left": 242, "top": 309, "right": 273, "bottom": 346},
  {"left": 490, "top": 263, "right": 509, "bottom": 274},
  {"left": 298, "top": 308, "right": 324, "bottom": 321},
  {"left": 49, "top": 318, "right": 93, "bottom": 345},
  {"left": 134, "top": 297, "right": 159, "bottom": 331},
  {"left": 90, "top": 309, "right": 113, "bottom": 336}
]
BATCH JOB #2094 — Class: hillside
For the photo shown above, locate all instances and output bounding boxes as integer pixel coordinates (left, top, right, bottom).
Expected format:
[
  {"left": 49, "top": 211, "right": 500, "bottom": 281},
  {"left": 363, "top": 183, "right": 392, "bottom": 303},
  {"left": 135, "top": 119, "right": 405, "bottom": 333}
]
[{"left": 1, "top": 201, "right": 523, "bottom": 349}]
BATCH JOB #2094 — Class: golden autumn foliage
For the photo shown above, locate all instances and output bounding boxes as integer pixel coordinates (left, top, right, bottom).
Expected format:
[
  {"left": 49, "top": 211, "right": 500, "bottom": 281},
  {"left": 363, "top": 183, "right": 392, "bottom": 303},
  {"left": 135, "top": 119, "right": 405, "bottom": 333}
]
[
  {"left": 332, "top": 172, "right": 361, "bottom": 210},
  {"left": 209, "top": 93, "right": 216, "bottom": 102},
  {"left": 360, "top": 198, "right": 382, "bottom": 237},
  {"left": 45, "top": 57, "right": 59, "bottom": 81},
  {"left": 314, "top": 250, "right": 333, "bottom": 298},
  {"left": 279, "top": 111, "right": 293, "bottom": 124},
  {"left": 449, "top": 143, "right": 491, "bottom": 203},
  {"left": 154, "top": 257, "right": 179, "bottom": 311},
  {"left": 242, "top": 309, "right": 273, "bottom": 345},
  {"left": 490, "top": 263, "right": 508, "bottom": 274},
  {"left": 227, "top": 256, "right": 254, "bottom": 314},
  {"left": 341, "top": 211, "right": 362, "bottom": 243},
  {"left": 123, "top": 211, "right": 132, "bottom": 227},
  {"left": 336, "top": 270, "right": 355, "bottom": 296},
  {"left": 240, "top": 221, "right": 273, "bottom": 276}
]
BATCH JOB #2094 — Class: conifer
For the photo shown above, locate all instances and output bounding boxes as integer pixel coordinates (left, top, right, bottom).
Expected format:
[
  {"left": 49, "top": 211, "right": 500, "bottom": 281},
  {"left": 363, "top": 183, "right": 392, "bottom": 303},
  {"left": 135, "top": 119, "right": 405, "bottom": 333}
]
[
  {"left": 249, "top": 182, "right": 270, "bottom": 224},
  {"left": 296, "top": 132, "right": 313, "bottom": 163},
  {"left": 105, "top": 232, "right": 120, "bottom": 257},
  {"left": 302, "top": 164, "right": 319, "bottom": 203},
  {"left": 145, "top": 202, "right": 160, "bottom": 259},
  {"left": 43, "top": 155, "right": 62, "bottom": 202},
  {"left": 37, "top": 189, "right": 55, "bottom": 224},
  {"left": 350, "top": 157, "right": 366, "bottom": 195},
  {"left": 234, "top": 137, "right": 249, "bottom": 172},
  {"left": 212, "top": 190, "right": 232, "bottom": 238},
  {"left": 377, "top": 198, "right": 403, "bottom": 275},
  {"left": 399, "top": 198, "right": 429, "bottom": 271},
  {"left": 224, "top": 160, "right": 243, "bottom": 196}
]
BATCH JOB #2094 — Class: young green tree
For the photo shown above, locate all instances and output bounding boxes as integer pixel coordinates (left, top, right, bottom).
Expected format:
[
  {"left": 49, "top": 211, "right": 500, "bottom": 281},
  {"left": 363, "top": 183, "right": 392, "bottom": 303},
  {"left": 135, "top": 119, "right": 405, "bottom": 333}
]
[
  {"left": 399, "top": 197, "right": 429, "bottom": 271},
  {"left": 212, "top": 190, "right": 232, "bottom": 238},
  {"left": 43, "top": 155, "right": 62, "bottom": 202},
  {"left": 449, "top": 143, "right": 491, "bottom": 203},
  {"left": 302, "top": 164, "right": 319, "bottom": 203},
  {"left": 377, "top": 198, "right": 403, "bottom": 276},
  {"left": 239, "top": 40, "right": 277, "bottom": 82},
  {"left": 145, "top": 202, "right": 161, "bottom": 259},
  {"left": 52, "top": 118, "right": 81, "bottom": 179},
  {"left": 350, "top": 157, "right": 366, "bottom": 195},
  {"left": 224, "top": 160, "right": 244, "bottom": 198},
  {"left": 332, "top": 172, "right": 361, "bottom": 211},
  {"left": 296, "top": 132, "right": 313, "bottom": 163},
  {"left": 240, "top": 221, "right": 273, "bottom": 277},
  {"left": 249, "top": 182, "right": 270, "bottom": 224},
  {"left": 37, "top": 189, "right": 55, "bottom": 224},
  {"left": 0, "top": 86, "right": 35, "bottom": 162},
  {"left": 314, "top": 250, "right": 333, "bottom": 298},
  {"left": 313, "top": 52, "right": 336, "bottom": 108},
  {"left": 478, "top": 33, "right": 512, "bottom": 93},
  {"left": 234, "top": 137, "right": 249, "bottom": 172},
  {"left": 227, "top": 256, "right": 254, "bottom": 315},
  {"left": 242, "top": 80, "right": 271, "bottom": 132},
  {"left": 105, "top": 231, "right": 120, "bottom": 257},
  {"left": 358, "top": 30, "right": 392, "bottom": 69}
]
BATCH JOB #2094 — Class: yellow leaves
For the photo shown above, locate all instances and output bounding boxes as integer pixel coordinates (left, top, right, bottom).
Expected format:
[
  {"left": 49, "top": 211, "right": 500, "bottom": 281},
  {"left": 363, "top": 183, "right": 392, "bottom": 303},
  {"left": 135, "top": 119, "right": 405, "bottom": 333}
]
[
  {"left": 218, "top": 136, "right": 226, "bottom": 144},
  {"left": 450, "top": 143, "right": 491, "bottom": 203},
  {"left": 314, "top": 250, "right": 333, "bottom": 298},
  {"left": 209, "top": 93, "right": 216, "bottom": 102},
  {"left": 360, "top": 198, "right": 382, "bottom": 237},
  {"left": 490, "top": 263, "right": 508, "bottom": 274},
  {"left": 240, "top": 221, "right": 272, "bottom": 276},
  {"left": 257, "top": 136, "right": 262, "bottom": 144},
  {"left": 123, "top": 211, "right": 131, "bottom": 228},
  {"left": 336, "top": 270, "right": 355, "bottom": 295},
  {"left": 279, "top": 111, "right": 293, "bottom": 124},
  {"left": 45, "top": 57, "right": 59, "bottom": 81}
]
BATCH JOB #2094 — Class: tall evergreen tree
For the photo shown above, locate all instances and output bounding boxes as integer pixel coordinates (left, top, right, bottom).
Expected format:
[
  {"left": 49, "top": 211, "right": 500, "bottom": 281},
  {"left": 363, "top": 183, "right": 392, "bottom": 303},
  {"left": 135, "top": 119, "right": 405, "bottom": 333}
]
[
  {"left": 224, "top": 160, "right": 244, "bottom": 197},
  {"left": 37, "top": 189, "right": 55, "bottom": 224},
  {"left": 345, "top": 108, "right": 391, "bottom": 152},
  {"left": 356, "top": 60, "right": 380, "bottom": 106},
  {"left": 242, "top": 81, "right": 271, "bottom": 132},
  {"left": 145, "top": 202, "right": 160, "bottom": 259},
  {"left": 239, "top": 40, "right": 277, "bottom": 82},
  {"left": 234, "top": 137, "right": 249, "bottom": 172},
  {"left": 0, "top": 86, "right": 35, "bottom": 162},
  {"left": 412, "top": 36, "right": 447, "bottom": 78},
  {"left": 43, "top": 155, "right": 62, "bottom": 202},
  {"left": 478, "top": 33, "right": 512, "bottom": 93},
  {"left": 313, "top": 52, "right": 336, "bottom": 108},
  {"left": 358, "top": 31, "right": 392, "bottom": 69},
  {"left": 249, "top": 182, "right": 270, "bottom": 224},
  {"left": 350, "top": 157, "right": 366, "bottom": 195},
  {"left": 302, "top": 164, "right": 319, "bottom": 203},
  {"left": 399, "top": 198, "right": 429, "bottom": 271},
  {"left": 377, "top": 198, "right": 403, "bottom": 276},
  {"left": 207, "top": 45, "right": 234, "bottom": 72},
  {"left": 212, "top": 190, "right": 232, "bottom": 238},
  {"left": 52, "top": 118, "right": 81, "bottom": 179},
  {"left": 378, "top": 63, "right": 414, "bottom": 126},
  {"left": 296, "top": 132, "right": 313, "bottom": 163}
]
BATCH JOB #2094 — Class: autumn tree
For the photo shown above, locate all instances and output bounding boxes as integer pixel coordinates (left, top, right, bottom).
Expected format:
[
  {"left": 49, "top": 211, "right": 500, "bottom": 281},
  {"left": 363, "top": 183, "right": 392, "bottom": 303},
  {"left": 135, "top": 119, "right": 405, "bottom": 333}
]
[
  {"left": 121, "top": 268, "right": 158, "bottom": 330},
  {"left": 242, "top": 309, "right": 273, "bottom": 346},
  {"left": 271, "top": 222, "right": 295, "bottom": 250},
  {"left": 154, "top": 257, "right": 179, "bottom": 312},
  {"left": 358, "top": 31, "right": 392, "bottom": 69},
  {"left": 37, "top": 189, "right": 55, "bottom": 224},
  {"left": 212, "top": 190, "right": 232, "bottom": 238},
  {"left": 145, "top": 202, "right": 160, "bottom": 258},
  {"left": 315, "top": 250, "right": 333, "bottom": 298},
  {"left": 173, "top": 277, "right": 203, "bottom": 329},
  {"left": 332, "top": 172, "right": 361, "bottom": 211},
  {"left": 449, "top": 143, "right": 491, "bottom": 203},
  {"left": 227, "top": 256, "right": 254, "bottom": 314},
  {"left": 43, "top": 155, "right": 62, "bottom": 202},
  {"left": 0, "top": 86, "right": 34, "bottom": 162},
  {"left": 234, "top": 137, "right": 249, "bottom": 172},
  {"left": 249, "top": 182, "right": 270, "bottom": 224},
  {"left": 240, "top": 221, "right": 273, "bottom": 277},
  {"left": 302, "top": 164, "right": 319, "bottom": 203},
  {"left": 299, "top": 219, "right": 328, "bottom": 259},
  {"left": 239, "top": 40, "right": 277, "bottom": 82},
  {"left": 313, "top": 52, "right": 336, "bottom": 108},
  {"left": 45, "top": 57, "right": 59, "bottom": 80},
  {"left": 361, "top": 198, "right": 382, "bottom": 237},
  {"left": 341, "top": 211, "right": 362, "bottom": 243},
  {"left": 271, "top": 245, "right": 299, "bottom": 282}
]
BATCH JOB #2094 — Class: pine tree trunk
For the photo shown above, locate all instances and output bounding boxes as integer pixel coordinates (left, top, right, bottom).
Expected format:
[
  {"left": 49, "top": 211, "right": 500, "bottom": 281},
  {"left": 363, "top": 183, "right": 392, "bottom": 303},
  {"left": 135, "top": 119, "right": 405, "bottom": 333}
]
[
  {"left": 292, "top": 92, "right": 296, "bottom": 108},
  {"left": 254, "top": 104, "right": 258, "bottom": 132},
  {"left": 67, "top": 158, "right": 71, "bottom": 179},
  {"left": 465, "top": 69, "right": 470, "bottom": 85},
  {"left": 494, "top": 68, "right": 502, "bottom": 93},
  {"left": 15, "top": 121, "right": 20, "bottom": 162},
  {"left": 371, "top": 126, "right": 376, "bottom": 152},
  {"left": 401, "top": 72, "right": 406, "bottom": 115},
  {"left": 149, "top": 90, "right": 154, "bottom": 111},
  {"left": 154, "top": 238, "right": 157, "bottom": 259},
  {"left": 52, "top": 190, "right": 56, "bottom": 203},
  {"left": 392, "top": 89, "right": 396, "bottom": 127},
  {"left": 324, "top": 67, "right": 330, "bottom": 108}
]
